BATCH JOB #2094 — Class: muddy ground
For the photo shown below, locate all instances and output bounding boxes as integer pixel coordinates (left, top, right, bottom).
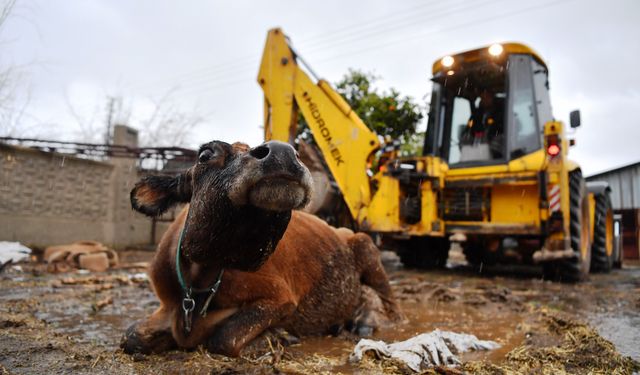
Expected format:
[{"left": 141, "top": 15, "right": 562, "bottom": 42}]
[{"left": 0, "top": 247, "right": 638, "bottom": 374}]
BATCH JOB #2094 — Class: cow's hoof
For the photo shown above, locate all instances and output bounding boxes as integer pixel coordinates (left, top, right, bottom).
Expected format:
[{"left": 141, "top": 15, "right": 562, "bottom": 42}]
[
  {"left": 328, "top": 323, "right": 344, "bottom": 336},
  {"left": 120, "top": 323, "right": 150, "bottom": 354},
  {"left": 120, "top": 322, "right": 176, "bottom": 355},
  {"left": 272, "top": 328, "right": 300, "bottom": 346},
  {"left": 206, "top": 335, "right": 240, "bottom": 357}
]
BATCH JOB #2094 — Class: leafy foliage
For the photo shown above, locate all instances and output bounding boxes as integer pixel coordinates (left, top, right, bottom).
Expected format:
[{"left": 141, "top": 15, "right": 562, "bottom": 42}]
[{"left": 335, "top": 69, "right": 422, "bottom": 142}]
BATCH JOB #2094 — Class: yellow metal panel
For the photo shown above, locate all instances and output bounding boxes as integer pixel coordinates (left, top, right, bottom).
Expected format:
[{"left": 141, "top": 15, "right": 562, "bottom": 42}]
[
  {"left": 318, "top": 80, "right": 354, "bottom": 117},
  {"left": 544, "top": 121, "right": 572, "bottom": 236},
  {"left": 491, "top": 184, "right": 540, "bottom": 226},
  {"left": 446, "top": 164, "right": 510, "bottom": 177},
  {"left": 407, "top": 182, "right": 440, "bottom": 236},
  {"left": 446, "top": 172, "right": 538, "bottom": 187},
  {"left": 540, "top": 206, "right": 549, "bottom": 221},
  {"left": 432, "top": 42, "right": 548, "bottom": 74},
  {"left": 507, "top": 150, "right": 546, "bottom": 173},
  {"left": 258, "top": 28, "right": 297, "bottom": 143},
  {"left": 365, "top": 175, "right": 402, "bottom": 232},
  {"left": 294, "top": 70, "right": 380, "bottom": 219},
  {"left": 445, "top": 150, "right": 545, "bottom": 178},
  {"left": 366, "top": 155, "right": 445, "bottom": 235},
  {"left": 588, "top": 193, "right": 596, "bottom": 243}
]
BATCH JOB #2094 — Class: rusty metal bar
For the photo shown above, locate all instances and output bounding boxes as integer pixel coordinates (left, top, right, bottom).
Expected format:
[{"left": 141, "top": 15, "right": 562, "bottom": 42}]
[{"left": 0, "top": 136, "right": 196, "bottom": 171}]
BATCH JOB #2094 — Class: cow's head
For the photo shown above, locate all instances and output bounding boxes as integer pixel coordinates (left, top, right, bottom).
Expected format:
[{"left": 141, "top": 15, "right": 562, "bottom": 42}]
[{"left": 130, "top": 140, "right": 312, "bottom": 271}]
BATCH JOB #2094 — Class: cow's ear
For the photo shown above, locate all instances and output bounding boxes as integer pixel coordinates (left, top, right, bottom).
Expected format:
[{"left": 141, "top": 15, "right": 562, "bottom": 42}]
[{"left": 130, "top": 173, "right": 192, "bottom": 217}]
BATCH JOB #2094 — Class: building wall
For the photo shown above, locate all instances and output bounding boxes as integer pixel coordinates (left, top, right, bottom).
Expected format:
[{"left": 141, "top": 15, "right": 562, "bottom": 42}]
[
  {"left": 0, "top": 126, "right": 172, "bottom": 249},
  {"left": 588, "top": 163, "right": 640, "bottom": 211},
  {"left": 618, "top": 209, "right": 640, "bottom": 260}
]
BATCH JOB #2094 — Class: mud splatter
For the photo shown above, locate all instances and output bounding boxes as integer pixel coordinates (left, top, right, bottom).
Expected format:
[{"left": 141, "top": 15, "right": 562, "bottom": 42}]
[{"left": 0, "top": 250, "right": 638, "bottom": 374}]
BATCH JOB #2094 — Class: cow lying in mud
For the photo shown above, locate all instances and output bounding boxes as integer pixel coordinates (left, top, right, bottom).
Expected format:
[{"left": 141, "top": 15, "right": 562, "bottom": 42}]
[{"left": 121, "top": 140, "right": 402, "bottom": 356}]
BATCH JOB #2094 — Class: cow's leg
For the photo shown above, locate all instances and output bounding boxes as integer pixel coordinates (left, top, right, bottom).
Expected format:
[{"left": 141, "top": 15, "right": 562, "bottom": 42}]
[
  {"left": 348, "top": 233, "right": 404, "bottom": 324},
  {"left": 352, "top": 284, "right": 390, "bottom": 336},
  {"left": 172, "top": 307, "right": 239, "bottom": 349},
  {"left": 121, "top": 307, "right": 176, "bottom": 354},
  {"left": 206, "top": 299, "right": 296, "bottom": 357}
]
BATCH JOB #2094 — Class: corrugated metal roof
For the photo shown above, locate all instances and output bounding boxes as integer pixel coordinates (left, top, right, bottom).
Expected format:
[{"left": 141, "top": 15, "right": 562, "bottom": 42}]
[
  {"left": 587, "top": 162, "right": 640, "bottom": 210},
  {"left": 588, "top": 161, "right": 640, "bottom": 179}
]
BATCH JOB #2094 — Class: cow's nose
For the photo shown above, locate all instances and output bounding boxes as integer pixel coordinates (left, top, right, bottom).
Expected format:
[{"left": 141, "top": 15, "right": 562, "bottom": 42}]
[
  {"left": 249, "top": 144, "right": 270, "bottom": 160},
  {"left": 249, "top": 141, "right": 296, "bottom": 161}
]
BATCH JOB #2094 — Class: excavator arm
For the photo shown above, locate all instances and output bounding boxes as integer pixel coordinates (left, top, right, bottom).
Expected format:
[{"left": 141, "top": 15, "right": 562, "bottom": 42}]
[{"left": 258, "top": 28, "right": 380, "bottom": 221}]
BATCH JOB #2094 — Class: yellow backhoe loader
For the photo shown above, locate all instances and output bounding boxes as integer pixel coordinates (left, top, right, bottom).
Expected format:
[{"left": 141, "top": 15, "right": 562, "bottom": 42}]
[{"left": 258, "top": 28, "right": 616, "bottom": 281}]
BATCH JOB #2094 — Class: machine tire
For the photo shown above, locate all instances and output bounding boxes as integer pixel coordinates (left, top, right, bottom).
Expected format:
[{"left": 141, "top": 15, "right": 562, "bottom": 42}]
[
  {"left": 590, "top": 190, "right": 614, "bottom": 273},
  {"left": 397, "top": 236, "right": 450, "bottom": 269},
  {"left": 462, "top": 244, "right": 482, "bottom": 267},
  {"left": 545, "top": 170, "right": 592, "bottom": 282},
  {"left": 462, "top": 240, "right": 499, "bottom": 268}
]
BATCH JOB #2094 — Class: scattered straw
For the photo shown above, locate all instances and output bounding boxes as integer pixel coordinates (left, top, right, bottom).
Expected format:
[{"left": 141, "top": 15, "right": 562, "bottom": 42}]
[{"left": 462, "top": 311, "right": 640, "bottom": 375}]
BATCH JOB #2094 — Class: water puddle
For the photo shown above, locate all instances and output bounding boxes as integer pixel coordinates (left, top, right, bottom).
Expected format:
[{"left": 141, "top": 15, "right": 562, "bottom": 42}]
[{"left": 1, "top": 258, "right": 638, "bottom": 373}]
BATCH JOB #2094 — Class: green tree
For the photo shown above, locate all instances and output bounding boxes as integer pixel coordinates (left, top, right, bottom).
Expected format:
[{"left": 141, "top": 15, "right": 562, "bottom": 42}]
[
  {"left": 298, "top": 69, "right": 424, "bottom": 156},
  {"left": 336, "top": 69, "right": 423, "bottom": 142}
]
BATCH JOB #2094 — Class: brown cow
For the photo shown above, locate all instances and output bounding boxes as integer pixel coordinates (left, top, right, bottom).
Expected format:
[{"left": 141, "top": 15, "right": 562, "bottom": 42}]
[{"left": 121, "top": 140, "right": 402, "bottom": 356}]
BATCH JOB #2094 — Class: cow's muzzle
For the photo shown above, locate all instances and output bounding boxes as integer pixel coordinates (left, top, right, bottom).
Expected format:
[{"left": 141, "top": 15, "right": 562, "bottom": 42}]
[{"left": 244, "top": 141, "right": 312, "bottom": 211}]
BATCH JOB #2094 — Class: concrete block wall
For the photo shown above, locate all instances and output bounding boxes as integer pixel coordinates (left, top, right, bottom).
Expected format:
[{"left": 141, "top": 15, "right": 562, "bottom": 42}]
[{"left": 0, "top": 126, "right": 172, "bottom": 249}]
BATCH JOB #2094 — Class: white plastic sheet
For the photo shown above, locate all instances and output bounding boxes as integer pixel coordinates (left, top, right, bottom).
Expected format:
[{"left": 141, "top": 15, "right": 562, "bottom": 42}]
[
  {"left": 0, "top": 241, "right": 32, "bottom": 264},
  {"left": 350, "top": 329, "right": 500, "bottom": 371}
]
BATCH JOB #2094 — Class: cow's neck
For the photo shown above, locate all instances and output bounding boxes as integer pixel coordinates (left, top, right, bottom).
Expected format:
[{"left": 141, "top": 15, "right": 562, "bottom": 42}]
[
  {"left": 187, "top": 262, "right": 223, "bottom": 291},
  {"left": 181, "top": 199, "right": 292, "bottom": 272},
  {"left": 174, "top": 223, "right": 223, "bottom": 290}
]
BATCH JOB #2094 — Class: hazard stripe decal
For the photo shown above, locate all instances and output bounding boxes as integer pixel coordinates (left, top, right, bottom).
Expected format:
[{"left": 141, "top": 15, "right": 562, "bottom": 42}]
[{"left": 549, "top": 185, "right": 561, "bottom": 212}]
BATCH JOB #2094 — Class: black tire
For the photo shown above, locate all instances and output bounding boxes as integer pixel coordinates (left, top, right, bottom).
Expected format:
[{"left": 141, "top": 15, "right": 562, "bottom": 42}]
[
  {"left": 462, "top": 240, "right": 499, "bottom": 268},
  {"left": 397, "top": 236, "right": 450, "bottom": 269},
  {"left": 462, "top": 243, "right": 483, "bottom": 267},
  {"left": 590, "top": 190, "right": 614, "bottom": 273},
  {"left": 544, "top": 170, "right": 592, "bottom": 282}
]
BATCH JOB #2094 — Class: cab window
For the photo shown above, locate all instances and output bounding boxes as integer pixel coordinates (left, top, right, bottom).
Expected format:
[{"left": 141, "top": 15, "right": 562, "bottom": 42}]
[
  {"left": 532, "top": 58, "right": 553, "bottom": 127},
  {"left": 437, "top": 64, "right": 507, "bottom": 165},
  {"left": 508, "top": 55, "right": 542, "bottom": 158},
  {"left": 447, "top": 97, "right": 472, "bottom": 164}
]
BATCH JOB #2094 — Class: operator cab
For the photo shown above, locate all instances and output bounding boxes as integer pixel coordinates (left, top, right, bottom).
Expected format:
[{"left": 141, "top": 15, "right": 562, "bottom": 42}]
[{"left": 424, "top": 43, "right": 553, "bottom": 167}]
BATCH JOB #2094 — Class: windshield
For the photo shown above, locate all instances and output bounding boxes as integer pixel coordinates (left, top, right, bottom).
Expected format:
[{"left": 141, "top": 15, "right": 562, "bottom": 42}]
[
  {"left": 424, "top": 54, "right": 544, "bottom": 165},
  {"left": 435, "top": 61, "right": 507, "bottom": 165}
]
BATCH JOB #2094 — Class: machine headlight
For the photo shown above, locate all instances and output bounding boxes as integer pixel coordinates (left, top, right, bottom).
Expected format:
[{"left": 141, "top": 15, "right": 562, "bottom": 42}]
[
  {"left": 441, "top": 55, "right": 454, "bottom": 68},
  {"left": 488, "top": 43, "right": 503, "bottom": 57}
]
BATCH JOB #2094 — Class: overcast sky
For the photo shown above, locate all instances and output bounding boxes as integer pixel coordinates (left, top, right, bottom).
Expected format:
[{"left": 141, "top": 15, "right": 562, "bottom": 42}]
[{"left": 2, "top": 0, "right": 639, "bottom": 175}]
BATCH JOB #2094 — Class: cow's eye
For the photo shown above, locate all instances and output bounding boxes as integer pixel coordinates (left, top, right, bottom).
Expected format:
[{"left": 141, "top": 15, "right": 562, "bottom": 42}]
[{"left": 198, "top": 149, "right": 216, "bottom": 163}]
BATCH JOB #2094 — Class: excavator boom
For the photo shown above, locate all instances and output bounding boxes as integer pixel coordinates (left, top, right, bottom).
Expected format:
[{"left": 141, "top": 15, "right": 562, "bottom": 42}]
[{"left": 258, "top": 28, "right": 380, "bottom": 220}]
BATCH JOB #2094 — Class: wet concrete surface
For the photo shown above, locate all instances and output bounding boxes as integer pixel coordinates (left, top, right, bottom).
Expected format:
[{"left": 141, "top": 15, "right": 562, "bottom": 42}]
[
  {"left": 577, "top": 268, "right": 640, "bottom": 360},
  {"left": 0, "top": 249, "right": 638, "bottom": 374}
]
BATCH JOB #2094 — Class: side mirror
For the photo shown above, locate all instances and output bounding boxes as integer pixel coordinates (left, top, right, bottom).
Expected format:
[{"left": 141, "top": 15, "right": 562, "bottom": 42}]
[{"left": 569, "top": 110, "right": 581, "bottom": 128}]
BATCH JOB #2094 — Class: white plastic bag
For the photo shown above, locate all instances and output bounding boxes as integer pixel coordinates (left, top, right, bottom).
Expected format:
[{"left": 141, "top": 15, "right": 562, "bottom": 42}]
[
  {"left": 350, "top": 329, "right": 500, "bottom": 371},
  {"left": 0, "top": 241, "right": 32, "bottom": 264}
]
